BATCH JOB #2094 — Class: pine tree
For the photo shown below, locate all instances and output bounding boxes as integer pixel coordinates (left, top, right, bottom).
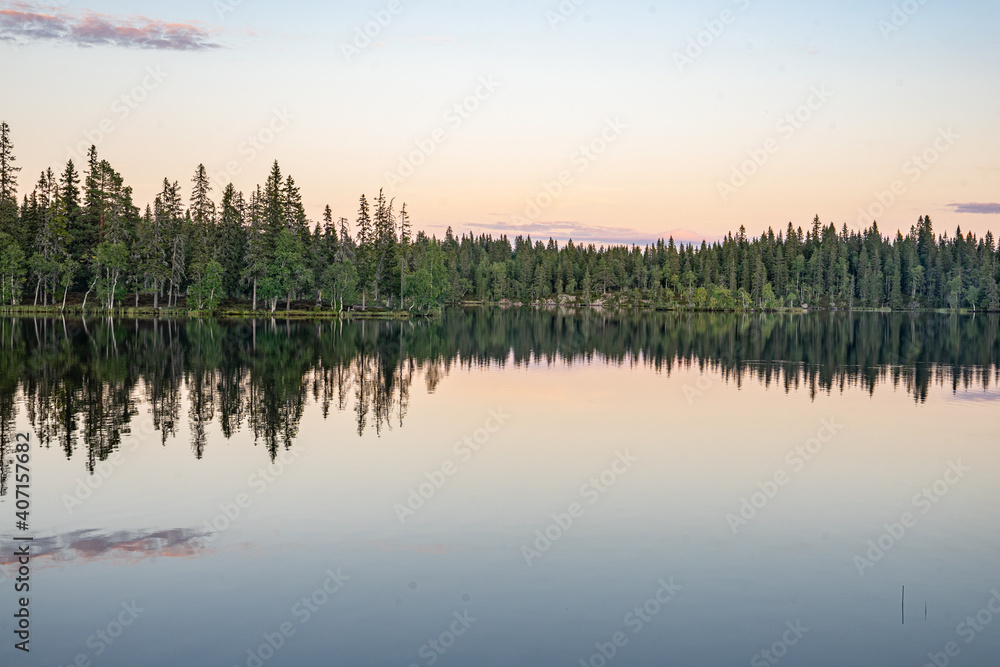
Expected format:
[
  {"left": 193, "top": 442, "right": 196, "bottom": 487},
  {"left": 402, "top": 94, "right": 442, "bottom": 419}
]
[
  {"left": 337, "top": 217, "right": 353, "bottom": 260},
  {"left": 218, "top": 183, "right": 247, "bottom": 298},
  {"left": 399, "top": 203, "right": 411, "bottom": 308},
  {"left": 257, "top": 162, "right": 287, "bottom": 310},
  {"left": 187, "top": 164, "right": 217, "bottom": 307},
  {"left": 245, "top": 186, "right": 268, "bottom": 310},
  {"left": 168, "top": 190, "right": 186, "bottom": 307},
  {"left": 312, "top": 205, "right": 338, "bottom": 305},
  {"left": 131, "top": 205, "right": 152, "bottom": 307},
  {"left": 280, "top": 174, "right": 309, "bottom": 309},
  {"left": 145, "top": 178, "right": 180, "bottom": 308},
  {"left": 60, "top": 160, "right": 81, "bottom": 216},
  {"left": 371, "top": 189, "right": 398, "bottom": 305},
  {"left": 190, "top": 164, "right": 216, "bottom": 229},
  {"left": 58, "top": 160, "right": 82, "bottom": 290},
  {"left": 78, "top": 146, "right": 104, "bottom": 267},
  {"left": 264, "top": 161, "right": 284, "bottom": 234},
  {"left": 96, "top": 163, "right": 133, "bottom": 308},
  {"left": 265, "top": 227, "right": 307, "bottom": 312},
  {"left": 0, "top": 121, "right": 21, "bottom": 243},
  {"left": 355, "top": 194, "right": 373, "bottom": 309},
  {"left": 0, "top": 125, "right": 27, "bottom": 303},
  {"left": 28, "top": 169, "right": 64, "bottom": 305}
]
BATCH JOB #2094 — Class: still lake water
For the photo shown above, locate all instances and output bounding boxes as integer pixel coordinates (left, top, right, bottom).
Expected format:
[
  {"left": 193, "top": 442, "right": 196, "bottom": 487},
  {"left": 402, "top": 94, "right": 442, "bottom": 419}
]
[{"left": 0, "top": 308, "right": 998, "bottom": 666}]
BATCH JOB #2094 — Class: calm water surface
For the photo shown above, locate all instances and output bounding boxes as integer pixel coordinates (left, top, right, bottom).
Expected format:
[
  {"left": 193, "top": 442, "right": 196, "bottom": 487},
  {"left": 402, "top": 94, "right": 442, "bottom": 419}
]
[{"left": 0, "top": 308, "right": 998, "bottom": 666}]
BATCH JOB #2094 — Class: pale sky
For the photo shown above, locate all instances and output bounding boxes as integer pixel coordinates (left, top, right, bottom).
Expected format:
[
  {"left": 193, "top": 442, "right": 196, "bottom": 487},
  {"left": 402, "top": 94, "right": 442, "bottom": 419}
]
[{"left": 2, "top": 0, "right": 998, "bottom": 244}]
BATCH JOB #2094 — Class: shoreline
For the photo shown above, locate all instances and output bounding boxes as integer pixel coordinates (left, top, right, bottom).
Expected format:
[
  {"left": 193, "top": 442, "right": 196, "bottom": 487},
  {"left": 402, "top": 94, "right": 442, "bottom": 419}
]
[{"left": 0, "top": 301, "right": 993, "bottom": 319}]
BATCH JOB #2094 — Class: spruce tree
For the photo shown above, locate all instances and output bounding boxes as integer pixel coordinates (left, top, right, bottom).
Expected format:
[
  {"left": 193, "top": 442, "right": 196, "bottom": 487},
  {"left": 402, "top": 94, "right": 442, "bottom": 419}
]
[
  {"left": 0, "top": 121, "right": 20, "bottom": 243},
  {"left": 218, "top": 183, "right": 247, "bottom": 298},
  {"left": 78, "top": 146, "right": 104, "bottom": 267},
  {"left": 355, "top": 194, "right": 373, "bottom": 309},
  {"left": 399, "top": 203, "right": 410, "bottom": 307},
  {"left": 188, "top": 164, "right": 217, "bottom": 306}
]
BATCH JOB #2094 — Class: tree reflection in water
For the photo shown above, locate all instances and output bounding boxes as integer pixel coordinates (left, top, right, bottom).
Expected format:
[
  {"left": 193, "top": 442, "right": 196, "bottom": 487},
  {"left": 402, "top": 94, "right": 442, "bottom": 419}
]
[{"left": 0, "top": 308, "right": 997, "bottom": 492}]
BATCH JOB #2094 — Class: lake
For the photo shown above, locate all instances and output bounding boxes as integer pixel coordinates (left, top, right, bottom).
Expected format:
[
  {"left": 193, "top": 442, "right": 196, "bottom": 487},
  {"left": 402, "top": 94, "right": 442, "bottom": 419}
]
[{"left": 0, "top": 308, "right": 998, "bottom": 666}]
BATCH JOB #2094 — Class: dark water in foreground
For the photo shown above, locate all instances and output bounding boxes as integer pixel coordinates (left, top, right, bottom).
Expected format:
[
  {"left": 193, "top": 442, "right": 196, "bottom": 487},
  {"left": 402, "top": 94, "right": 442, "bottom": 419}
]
[{"left": 0, "top": 308, "right": 998, "bottom": 666}]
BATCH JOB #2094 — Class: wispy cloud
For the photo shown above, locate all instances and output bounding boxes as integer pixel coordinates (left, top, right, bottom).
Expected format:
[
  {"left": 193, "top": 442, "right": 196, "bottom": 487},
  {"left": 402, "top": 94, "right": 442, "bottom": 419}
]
[
  {"left": 948, "top": 202, "right": 1000, "bottom": 215},
  {"left": 0, "top": 2, "right": 222, "bottom": 50},
  {"left": 432, "top": 219, "right": 717, "bottom": 246}
]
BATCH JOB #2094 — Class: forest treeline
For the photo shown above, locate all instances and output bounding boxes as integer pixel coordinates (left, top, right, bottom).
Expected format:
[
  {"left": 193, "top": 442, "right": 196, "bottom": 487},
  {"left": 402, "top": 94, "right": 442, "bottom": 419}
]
[
  {"left": 1, "top": 309, "right": 997, "bottom": 484},
  {"left": 1, "top": 121, "right": 998, "bottom": 313}
]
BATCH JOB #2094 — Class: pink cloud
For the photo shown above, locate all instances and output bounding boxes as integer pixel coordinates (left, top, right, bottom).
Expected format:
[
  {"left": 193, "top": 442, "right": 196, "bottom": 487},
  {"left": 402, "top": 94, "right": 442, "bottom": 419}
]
[{"left": 0, "top": 3, "right": 222, "bottom": 50}]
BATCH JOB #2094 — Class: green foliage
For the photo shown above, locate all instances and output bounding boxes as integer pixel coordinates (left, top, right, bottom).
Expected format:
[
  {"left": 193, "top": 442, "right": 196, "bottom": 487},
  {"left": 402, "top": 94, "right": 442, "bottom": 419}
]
[
  {"left": 218, "top": 183, "right": 247, "bottom": 298},
  {"left": 0, "top": 122, "right": 21, "bottom": 243},
  {"left": 323, "top": 259, "right": 358, "bottom": 310},
  {"left": 190, "top": 259, "right": 224, "bottom": 311},
  {"left": 0, "top": 232, "right": 26, "bottom": 304},
  {"left": 93, "top": 240, "right": 129, "bottom": 309},
  {"left": 272, "top": 227, "right": 307, "bottom": 310},
  {"left": 1, "top": 120, "right": 999, "bottom": 313}
]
